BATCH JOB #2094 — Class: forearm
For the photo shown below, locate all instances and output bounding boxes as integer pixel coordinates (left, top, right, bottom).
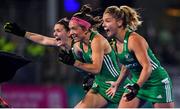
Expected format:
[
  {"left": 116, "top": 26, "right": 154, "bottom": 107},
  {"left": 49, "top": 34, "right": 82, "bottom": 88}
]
[
  {"left": 116, "top": 66, "right": 129, "bottom": 86},
  {"left": 136, "top": 65, "right": 152, "bottom": 87},
  {"left": 25, "top": 32, "right": 56, "bottom": 46},
  {"left": 74, "top": 60, "right": 100, "bottom": 74}
]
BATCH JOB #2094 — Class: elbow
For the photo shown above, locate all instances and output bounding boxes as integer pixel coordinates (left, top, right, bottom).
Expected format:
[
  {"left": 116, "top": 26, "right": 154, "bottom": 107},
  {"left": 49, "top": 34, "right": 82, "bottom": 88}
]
[
  {"left": 92, "top": 68, "right": 101, "bottom": 74},
  {"left": 147, "top": 64, "right": 152, "bottom": 74},
  {"left": 91, "top": 63, "right": 102, "bottom": 74}
]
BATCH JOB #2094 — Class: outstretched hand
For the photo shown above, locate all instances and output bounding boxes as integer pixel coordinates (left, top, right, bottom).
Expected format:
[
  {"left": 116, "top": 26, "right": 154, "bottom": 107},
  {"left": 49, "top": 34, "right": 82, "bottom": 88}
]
[
  {"left": 106, "top": 81, "right": 118, "bottom": 98},
  {"left": 123, "top": 83, "right": 140, "bottom": 101},
  {"left": 58, "top": 49, "right": 75, "bottom": 65},
  {"left": 4, "top": 22, "right": 26, "bottom": 37}
]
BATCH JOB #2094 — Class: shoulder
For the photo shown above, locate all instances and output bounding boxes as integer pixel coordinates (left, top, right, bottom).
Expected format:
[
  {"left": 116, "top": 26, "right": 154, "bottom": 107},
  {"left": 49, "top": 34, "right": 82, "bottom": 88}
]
[
  {"left": 91, "top": 32, "right": 107, "bottom": 44},
  {"left": 129, "top": 32, "right": 143, "bottom": 42},
  {"left": 128, "top": 32, "right": 149, "bottom": 50}
]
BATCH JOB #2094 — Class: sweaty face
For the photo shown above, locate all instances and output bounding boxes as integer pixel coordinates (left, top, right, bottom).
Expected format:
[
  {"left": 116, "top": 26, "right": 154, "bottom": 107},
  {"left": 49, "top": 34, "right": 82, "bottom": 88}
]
[
  {"left": 53, "top": 24, "right": 69, "bottom": 46},
  {"left": 102, "top": 13, "right": 119, "bottom": 38},
  {"left": 69, "top": 21, "right": 85, "bottom": 42}
]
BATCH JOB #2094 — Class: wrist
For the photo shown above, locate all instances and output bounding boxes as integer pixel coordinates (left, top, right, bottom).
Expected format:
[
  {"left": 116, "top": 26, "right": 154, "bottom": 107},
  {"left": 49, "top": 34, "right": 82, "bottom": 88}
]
[
  {"left": 74, "top": 60, "right": 80, "bottom": 67},
  {"left": 24, "top": 32, "right": 28, "bottom": 38},
  {"left": 134, "top": 83, "right": 140, "bottom": 90},
  {"left": 136, "top": 82, "right": 143, "bottom": 88},
  {"left": 115, "top": 81, "right": 120, "bottom": 87},
  {"left": 19, "top": 29, "right": 26, "bottom": 37}
]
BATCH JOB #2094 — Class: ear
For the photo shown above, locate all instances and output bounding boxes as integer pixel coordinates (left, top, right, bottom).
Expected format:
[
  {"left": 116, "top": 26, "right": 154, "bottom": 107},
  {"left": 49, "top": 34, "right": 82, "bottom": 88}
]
[
  {"left": 117, "top": 19, "right": 123, "bottom": 28},
  {"left": 67, "top": 31, "right": 71, "bottom": 38},
  {"left": 81, "top": 27, "right": 89, "bottom": 35}
]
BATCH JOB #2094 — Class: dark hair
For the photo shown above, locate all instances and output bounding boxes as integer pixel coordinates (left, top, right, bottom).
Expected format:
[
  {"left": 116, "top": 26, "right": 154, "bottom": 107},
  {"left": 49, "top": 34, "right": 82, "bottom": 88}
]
[
  {"left": 72, "top": 5, "right": 102, "bottom": 29},
  {"left": 56, "top": 17, "right": 70, "bottom": 31}
]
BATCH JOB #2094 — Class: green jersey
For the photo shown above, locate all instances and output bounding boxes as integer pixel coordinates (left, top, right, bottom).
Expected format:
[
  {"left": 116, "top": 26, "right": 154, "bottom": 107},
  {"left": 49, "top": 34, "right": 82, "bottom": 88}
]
[
  {"left": 114, "top": 30, "right": 174, "bottom": 103},
  {"left": 78, "top": 31, "right": 128, "bottom": 103}
]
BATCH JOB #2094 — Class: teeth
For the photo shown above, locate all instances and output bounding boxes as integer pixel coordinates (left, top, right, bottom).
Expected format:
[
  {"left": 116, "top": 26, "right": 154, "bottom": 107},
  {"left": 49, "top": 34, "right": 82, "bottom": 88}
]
[
  {"left": 55, "top": 37, "right": 61, "bottom": 41},
  {"left": 104, "top": 28, "right": 109, "bottom": 32}
]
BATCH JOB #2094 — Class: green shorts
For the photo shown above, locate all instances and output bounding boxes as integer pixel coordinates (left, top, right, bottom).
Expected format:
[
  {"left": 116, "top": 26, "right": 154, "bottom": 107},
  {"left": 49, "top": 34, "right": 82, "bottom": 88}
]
[
  {"left": 91, "top": 79, "right": 129, "bottom": 104},
  {"left": 126, "top": 77, "right": 174, "bottom": 103}
]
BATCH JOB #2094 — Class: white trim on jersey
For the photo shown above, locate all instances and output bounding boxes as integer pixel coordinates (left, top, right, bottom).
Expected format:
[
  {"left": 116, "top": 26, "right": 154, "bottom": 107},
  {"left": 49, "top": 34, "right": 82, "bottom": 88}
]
[
  {"left": 104, "top": 55, "right": 119, "bottom": 77},
  {"left": 161, "top": 78, "right": 172, "bottom": 102},
  {"left": 149, "top": 58, "right": 158, "bottom": 70}
]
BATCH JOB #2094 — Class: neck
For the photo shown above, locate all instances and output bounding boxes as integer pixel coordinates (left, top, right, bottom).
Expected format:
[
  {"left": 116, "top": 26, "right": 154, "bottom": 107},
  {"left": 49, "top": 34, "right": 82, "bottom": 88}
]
[
  {"left": 82, "top": 31, "right": 91, "bottom": 45},
  {"left": 64, "top": 38, "right": 72, "bottom": 50},
  {"left": 116, "top": 28, "right": 127, "bottom": 43}
]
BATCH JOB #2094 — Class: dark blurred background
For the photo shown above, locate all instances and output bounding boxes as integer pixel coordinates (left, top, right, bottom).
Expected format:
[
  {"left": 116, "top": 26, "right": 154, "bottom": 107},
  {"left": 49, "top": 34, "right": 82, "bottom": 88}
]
[{"left": 0, "top": 0, "right": 180, "bottom": 108}]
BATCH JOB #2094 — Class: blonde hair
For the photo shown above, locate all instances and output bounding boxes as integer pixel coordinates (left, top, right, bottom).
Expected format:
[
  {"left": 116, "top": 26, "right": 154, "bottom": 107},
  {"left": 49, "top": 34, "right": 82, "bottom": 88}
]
[{"left": 104, "top": 5, "right": 142, "bottom": 31}]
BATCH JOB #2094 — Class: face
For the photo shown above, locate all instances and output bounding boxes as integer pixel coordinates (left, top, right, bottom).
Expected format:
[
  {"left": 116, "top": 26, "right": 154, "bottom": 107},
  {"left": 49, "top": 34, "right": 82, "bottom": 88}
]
[
  {"left": 53, "top": 24, "right": 69, "bottom": 46},
  {"left": 102, "top": 13, "right": 121, "bottom": 38},
  {"left": 69, "top": 21, "right": 85, "bottom": 42}
]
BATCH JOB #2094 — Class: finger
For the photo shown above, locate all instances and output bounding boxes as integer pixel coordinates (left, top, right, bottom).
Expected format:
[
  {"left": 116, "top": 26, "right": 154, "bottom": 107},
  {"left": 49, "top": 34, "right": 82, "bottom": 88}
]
[
  {"left": 124, "top": 84, "right": 129, "bottom": 89},
  {"left": 123, "top": 95, "right": 127, "bottom": 101},
  {"left": 111, "top": 92, "right": 115, "bottom": 98},
  {"left": 111, "top": 93, "right": 115, "bottom": 99},
  {"left": 61, "top": 49, "right": 67, "bottom": 54},
  {"left": 3, "top": 22, "right": 10, "bottom": 28},
  {"left": 5, "top": 23, "right": 13, "bottom": 28},
  {"left": 124, "top": 92, "right": 131, "bottom": 98},
  {"left": 4, "top": 28, "right": 12, "bottom": 32},
  {"left": 59, "top": 49, "right": 68, "bottom": 54},
  {"left": 58, "top": 57, "right": 63, "bottom": 61},
  {"left": 6, "top": 22, "right": 11, "bottom": 25},
  {"left": 111, "top": 93, "right": 114, "bottom": 99},
  {"left": 107, "top": 92, "right": 113, "bottom": 98},
  {"left": 58, "top": 53, "right": 64, "bottom": 57},
  {"left": 106, "top": 88, "right": 111, "bottom": 93},
  {"left": 106, "top": 81, "right": 112, "bottom": 84},
  {"left": 106, "top": 89, "right": 112, "bottom": 95},
  {"left": 123, "top": 94, "right": 131, "bottom": 101},
  {"left": 127, "top": 88, "right": 132, "bottom": 92},
  {"left": 124, "top": 92, "right": 134, "bottom": 101},
  {"left": 4, "top": 24, "right": 12, "bottom": 30}
]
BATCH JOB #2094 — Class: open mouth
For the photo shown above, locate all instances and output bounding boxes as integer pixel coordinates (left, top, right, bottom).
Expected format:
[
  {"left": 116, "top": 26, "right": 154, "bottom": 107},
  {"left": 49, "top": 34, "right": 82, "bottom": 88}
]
[
  {"left": 104, "top": 28, "right": 110, "bottom": 34},
  {"left": 55, "top": 37, "right": 63, "bottom": 46},
  {"left": 56, "top": 37, "right": 61, "bottom": 41}
]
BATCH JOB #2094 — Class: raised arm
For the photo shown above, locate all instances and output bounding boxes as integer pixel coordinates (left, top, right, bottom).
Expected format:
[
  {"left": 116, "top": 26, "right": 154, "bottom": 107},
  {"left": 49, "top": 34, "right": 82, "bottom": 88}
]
[
  {"left": 4, "top": 22, "right": 57, "bottom": 46},
  {"left": 25, "top": 32, "right": 57, "bottom": 46}
]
